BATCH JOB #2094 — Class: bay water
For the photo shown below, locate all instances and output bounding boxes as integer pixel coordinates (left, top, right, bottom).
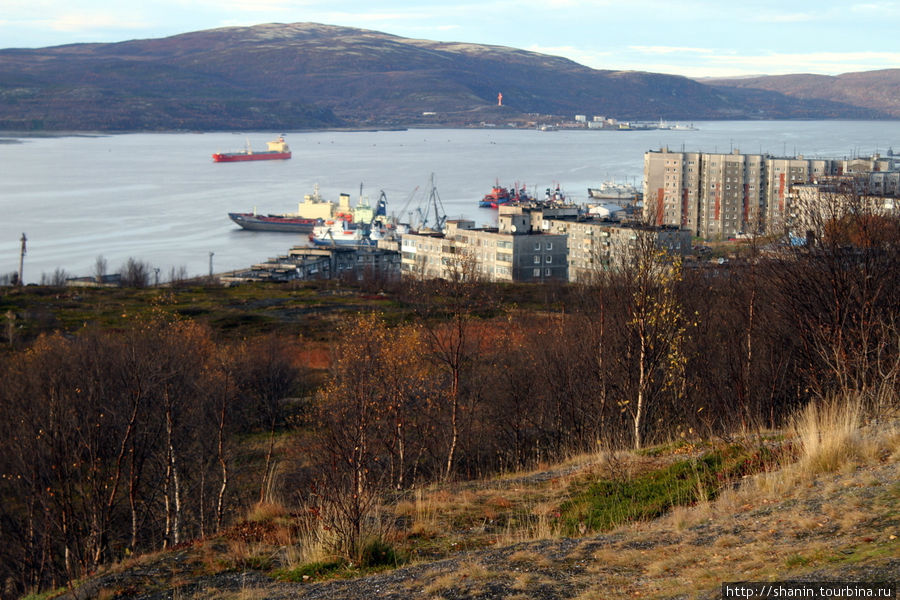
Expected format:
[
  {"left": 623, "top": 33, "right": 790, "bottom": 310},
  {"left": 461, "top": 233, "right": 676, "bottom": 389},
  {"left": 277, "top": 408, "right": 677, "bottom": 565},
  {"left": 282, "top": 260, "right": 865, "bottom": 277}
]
[{"left": 1, "top": 121, "right": 897, "bottom": 283}]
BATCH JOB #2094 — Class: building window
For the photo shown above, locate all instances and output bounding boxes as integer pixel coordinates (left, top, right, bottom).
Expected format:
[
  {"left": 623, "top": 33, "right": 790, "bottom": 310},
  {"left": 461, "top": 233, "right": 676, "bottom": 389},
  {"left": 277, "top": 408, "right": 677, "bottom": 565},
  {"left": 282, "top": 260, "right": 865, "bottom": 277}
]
[
  {"left": 545, "top": 268, "right": 551, "bottom": 276},
  {"left": 533, "top": 255, "right": 541, "bottom": 264},
  {"left": 546, "top": 241, "right": 553, "bottom": 250},
  {"left": 534, "top": 242, "right": 541, "bottom": 251},
  {"left": 546, "top": 255, "right": 553, "bottom": 264},
  {"left": 533, "top": 268, "right": 541, "bottom": 277}
]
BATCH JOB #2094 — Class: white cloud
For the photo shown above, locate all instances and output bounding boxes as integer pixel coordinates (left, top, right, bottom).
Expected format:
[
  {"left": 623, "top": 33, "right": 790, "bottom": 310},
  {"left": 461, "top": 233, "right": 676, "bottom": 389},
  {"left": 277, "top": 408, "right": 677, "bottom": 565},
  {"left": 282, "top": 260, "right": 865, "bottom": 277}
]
[
  {"left": 629, "top": 46, "right": 715, "bottom": 55},
  {"left": 707, "top": 51, "right": 900, "bottom": 75},
  {"left": 751, "top": 12, "right": 818, "bottom": 23},
  {"left": 849, "top": 1, "right": 900, "bottom": 13},
  {"left": 551, "top": 48, "right": 900, "bottom": 78},
  {"left": 45, "top": 13, "right": 149, "bottom": 33}
]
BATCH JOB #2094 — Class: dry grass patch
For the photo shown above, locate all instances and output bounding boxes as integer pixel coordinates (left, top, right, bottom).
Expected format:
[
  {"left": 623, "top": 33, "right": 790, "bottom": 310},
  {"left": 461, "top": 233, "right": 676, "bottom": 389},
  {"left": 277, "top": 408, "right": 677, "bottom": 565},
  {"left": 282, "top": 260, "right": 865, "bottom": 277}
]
[
  {"left": 790, "top": 395, "right": 864, "bottom": 475},
  {"left": 419, "top": 560, "right": 495, "bottom": 596},
  {"left": 507, "top": 550, "right": 554, "bottom": 568},
  {"left": 510, "top": 571, "right": 556, "bottom": 591},
  {"left": 246, "top": 501, "right": 288, "bottom": 523}
]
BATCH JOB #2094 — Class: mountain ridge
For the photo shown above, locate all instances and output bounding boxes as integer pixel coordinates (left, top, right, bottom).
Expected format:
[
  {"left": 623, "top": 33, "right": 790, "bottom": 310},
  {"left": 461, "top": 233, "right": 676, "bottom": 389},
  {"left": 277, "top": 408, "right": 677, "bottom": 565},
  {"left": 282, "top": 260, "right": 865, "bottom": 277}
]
[
  {"left": 0, "top": 22, "right": 894, "bottom": 131},
  {"left": 703, "top": 69, "right": 900, "bottom": 118}
]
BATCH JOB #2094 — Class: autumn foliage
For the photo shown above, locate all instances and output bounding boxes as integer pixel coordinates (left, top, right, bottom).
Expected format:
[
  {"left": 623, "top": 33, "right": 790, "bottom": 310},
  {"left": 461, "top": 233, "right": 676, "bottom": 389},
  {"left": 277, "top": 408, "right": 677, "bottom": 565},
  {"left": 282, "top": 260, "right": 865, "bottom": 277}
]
[{"left": 0, "top": 205, "right": 898, "bottom": 598}]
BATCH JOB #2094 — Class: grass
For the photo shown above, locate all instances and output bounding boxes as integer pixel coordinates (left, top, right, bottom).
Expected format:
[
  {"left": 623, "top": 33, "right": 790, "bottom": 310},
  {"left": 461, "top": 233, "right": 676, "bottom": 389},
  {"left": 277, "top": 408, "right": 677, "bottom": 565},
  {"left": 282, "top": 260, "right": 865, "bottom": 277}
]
[
  {"left": 557, "top": 443, "right": 785, "bottom": 535},
  {"left": 49, "top": 388, "right": 898, "bottom": 599},
  {"left": 559, "top": 454, "right": 720, "bottom": 533},
  {"left": 0, "top": 281, "right": 418, "bottom": 346},
  {"left": 271, "top": 559, "right": 346, "bottom": 582},
  {"left": 789, "top": 394, "right": 865, "bottom": 474}
]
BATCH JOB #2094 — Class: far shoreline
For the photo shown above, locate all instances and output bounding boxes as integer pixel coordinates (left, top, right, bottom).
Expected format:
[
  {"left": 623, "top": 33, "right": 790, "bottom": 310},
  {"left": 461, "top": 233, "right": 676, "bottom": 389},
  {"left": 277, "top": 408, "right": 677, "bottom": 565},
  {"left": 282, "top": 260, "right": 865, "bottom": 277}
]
[{"left": 2, "top": 117, "right": 900, "bottom": 141}]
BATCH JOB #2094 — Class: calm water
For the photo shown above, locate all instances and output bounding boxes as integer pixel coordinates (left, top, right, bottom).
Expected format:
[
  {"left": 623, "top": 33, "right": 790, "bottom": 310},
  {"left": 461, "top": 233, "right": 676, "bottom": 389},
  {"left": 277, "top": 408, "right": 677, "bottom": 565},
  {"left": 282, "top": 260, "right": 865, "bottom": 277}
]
[{"left": 1, "top": 122, "right": 898, "bottom": 282}]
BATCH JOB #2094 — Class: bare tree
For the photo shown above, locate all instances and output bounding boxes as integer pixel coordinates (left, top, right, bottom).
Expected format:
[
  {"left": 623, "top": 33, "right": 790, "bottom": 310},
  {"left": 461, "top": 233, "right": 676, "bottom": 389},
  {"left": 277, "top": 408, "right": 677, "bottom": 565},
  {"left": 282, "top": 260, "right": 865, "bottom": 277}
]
[
  {"left": 120, "top": 258, "right": 152, "bottom": 288},
  {"left": 610, "top": 232, "right": 689, "bottom": 450},
  {"left": 774, "top": 181, "right": 900, "bottom": 412},
  {"left": 93, "top": 255, "right": 108, "bottom": 283},
  {"left": 404, "top": 251, "right": 495, "bottom": 480}
]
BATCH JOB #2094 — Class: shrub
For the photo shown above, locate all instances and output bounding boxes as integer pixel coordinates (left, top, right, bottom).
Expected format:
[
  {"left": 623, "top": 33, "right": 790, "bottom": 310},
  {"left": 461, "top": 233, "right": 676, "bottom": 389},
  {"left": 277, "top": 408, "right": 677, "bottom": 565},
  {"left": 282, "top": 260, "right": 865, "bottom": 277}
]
[{"left": 360, "top": 538, "right": 398, "bottom": 568}]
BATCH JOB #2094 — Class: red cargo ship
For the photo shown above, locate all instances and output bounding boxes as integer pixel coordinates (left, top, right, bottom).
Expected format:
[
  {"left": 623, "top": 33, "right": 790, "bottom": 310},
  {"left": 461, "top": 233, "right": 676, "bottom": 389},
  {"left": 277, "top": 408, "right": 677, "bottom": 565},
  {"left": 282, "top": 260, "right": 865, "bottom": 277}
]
[{"left": 212, "top": 136, "right": 292, "bottom": 162}]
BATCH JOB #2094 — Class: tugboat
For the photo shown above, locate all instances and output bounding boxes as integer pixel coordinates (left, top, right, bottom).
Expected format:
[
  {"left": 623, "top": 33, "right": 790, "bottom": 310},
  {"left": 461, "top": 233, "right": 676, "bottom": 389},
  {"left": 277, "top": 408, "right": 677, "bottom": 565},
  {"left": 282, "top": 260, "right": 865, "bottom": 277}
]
[
  {"left": 212, "top": 136, "right": 292, "bottom": 162},
  {"left": 479, "top": 181, "right": 533, "bottom": 208},
  {"left": 479, "top": 182, "right": 511, "bottom": 208}
]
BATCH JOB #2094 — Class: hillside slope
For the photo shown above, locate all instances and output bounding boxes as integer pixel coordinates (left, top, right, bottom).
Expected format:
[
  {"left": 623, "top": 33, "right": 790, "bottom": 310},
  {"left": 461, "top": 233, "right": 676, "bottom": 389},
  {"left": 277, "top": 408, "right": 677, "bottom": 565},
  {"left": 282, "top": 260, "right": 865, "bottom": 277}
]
[
  {"left": 0, "top": 23, "right": 891, "bottom": 131},
  {"left": 56, "top": 424, "right": 899, "bottom": 600},
  {"left": 705, "top": 69, "right": 900, "bottom": 118}
]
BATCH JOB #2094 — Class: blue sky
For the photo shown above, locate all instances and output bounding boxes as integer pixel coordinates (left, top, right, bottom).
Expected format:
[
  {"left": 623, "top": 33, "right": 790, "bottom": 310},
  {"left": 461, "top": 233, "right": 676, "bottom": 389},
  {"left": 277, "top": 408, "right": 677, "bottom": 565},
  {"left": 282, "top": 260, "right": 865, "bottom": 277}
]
[{"left": 1, "top": 0, "right": 897, "bottom": 77}]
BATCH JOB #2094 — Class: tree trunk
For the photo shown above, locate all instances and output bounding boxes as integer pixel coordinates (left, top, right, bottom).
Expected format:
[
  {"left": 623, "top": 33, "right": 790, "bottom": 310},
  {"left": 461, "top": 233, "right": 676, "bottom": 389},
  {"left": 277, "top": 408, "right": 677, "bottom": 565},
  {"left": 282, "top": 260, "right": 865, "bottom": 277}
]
[
  {"left": 634, "top": 330, "right": 646, "bottom": 451},
  {"left": 444, "top": 369, "right": 460, "bottom": 480}
]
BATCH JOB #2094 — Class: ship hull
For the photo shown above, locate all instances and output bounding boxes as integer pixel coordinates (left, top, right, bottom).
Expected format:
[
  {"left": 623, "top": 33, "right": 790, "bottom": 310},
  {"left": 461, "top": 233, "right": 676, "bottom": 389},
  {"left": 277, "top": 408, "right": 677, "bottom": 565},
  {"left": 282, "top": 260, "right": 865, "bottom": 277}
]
[
  {"left": 213, "top": 151, "right": 292, "bottom": 162},
  {"left": 309, "top": 237, "right": 375, "bottom": 247},
  {"left": 309, "top": 221, "right": 376, "bottom": 246},
  {"left": 228, "top": 213, "right": 316, "bottom": 233}
]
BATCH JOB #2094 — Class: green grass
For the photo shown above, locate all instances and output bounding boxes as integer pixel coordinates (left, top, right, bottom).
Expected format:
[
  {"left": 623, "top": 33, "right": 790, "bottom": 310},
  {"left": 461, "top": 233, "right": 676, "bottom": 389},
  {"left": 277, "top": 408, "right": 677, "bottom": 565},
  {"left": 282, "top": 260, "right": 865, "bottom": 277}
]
[
  {"left": 272, "top": 559, "right": 347, "bottom": 582},
  {"left": 0, "top": 281, "right": 419, "bottom": 344},
  {"left": 559, "top": 445, "right": 782, "bottom": 535},
  {"left": 19, "top": 589, "right": 66, "bottom": 600},
  {"left": 560, "top": 453, "right": 724, "bottom": 533}
]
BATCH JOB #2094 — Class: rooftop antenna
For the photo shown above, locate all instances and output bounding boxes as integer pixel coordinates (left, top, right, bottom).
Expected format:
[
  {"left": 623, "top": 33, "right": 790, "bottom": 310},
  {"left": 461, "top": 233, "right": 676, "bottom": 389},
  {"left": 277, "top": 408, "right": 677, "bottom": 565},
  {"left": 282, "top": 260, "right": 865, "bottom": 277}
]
[{"left": 18, "top": 233, "right": 26, "bottom": 286}]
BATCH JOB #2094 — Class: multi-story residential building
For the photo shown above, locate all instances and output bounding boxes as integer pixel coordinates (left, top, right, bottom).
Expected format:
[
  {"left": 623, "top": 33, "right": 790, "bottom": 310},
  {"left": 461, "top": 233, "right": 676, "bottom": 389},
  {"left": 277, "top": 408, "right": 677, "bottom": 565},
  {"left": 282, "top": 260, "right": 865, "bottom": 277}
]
[
  {"left": 644, "top": 148, "right": 899, "bottom": 240},
  {"left": 788, "top": 181, "right": 899, "bottom": 241},
  {"left": 494, "top": 204, "right": 691, "bottom": 282},
  {"left": 544, "top": 217, "right": 691, "bottom": 282},
  {"left": 400, "top": 213, "right": 568, "bottom": 282}
]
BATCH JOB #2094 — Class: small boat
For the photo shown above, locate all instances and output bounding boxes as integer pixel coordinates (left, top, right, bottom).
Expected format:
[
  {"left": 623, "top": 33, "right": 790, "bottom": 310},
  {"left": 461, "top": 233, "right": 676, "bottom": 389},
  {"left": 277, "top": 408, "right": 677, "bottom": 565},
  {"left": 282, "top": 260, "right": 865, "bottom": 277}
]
[
  {"left": 212, "top": 136, "right": 291, "bottom": 162},
  {"left": 228, "top": 212, "right": 317, "bottom": 233}
]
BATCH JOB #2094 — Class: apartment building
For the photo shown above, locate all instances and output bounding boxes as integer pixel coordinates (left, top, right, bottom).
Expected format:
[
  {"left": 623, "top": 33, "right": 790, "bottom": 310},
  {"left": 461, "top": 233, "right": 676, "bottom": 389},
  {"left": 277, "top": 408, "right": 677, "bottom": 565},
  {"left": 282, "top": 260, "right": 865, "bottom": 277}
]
[
  {"left": 788, "top": 181, "right": 899, "bottom": 240},
  {"left": 399, "top": 213, "right": 567, "bottom": 282},
  {"left": 544, "top": 218, "right": 691, "bottom": 282},
  {"left": 644, "top": 148, "right": 898, "bottom": 239}
]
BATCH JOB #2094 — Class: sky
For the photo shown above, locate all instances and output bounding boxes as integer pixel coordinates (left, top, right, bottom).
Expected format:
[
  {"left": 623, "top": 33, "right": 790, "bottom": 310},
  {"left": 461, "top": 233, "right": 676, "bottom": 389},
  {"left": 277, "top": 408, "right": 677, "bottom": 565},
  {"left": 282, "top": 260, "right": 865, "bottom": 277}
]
[{"left": 1, "top": 0, "right": 898, "bottom": 78}]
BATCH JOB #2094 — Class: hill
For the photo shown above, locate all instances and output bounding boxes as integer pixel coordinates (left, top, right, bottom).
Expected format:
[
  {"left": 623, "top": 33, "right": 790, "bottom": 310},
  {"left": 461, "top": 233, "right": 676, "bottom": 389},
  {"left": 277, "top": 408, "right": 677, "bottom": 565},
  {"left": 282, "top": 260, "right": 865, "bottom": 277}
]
[
  {"left": 52, "top": 417, "right": 899, "bottom": 600},
  {"left": 0, "top": 22, "right": 892, "bottom": 131},
  {"left": 703, "top": 70, "right": 900, "bottom": 118}
]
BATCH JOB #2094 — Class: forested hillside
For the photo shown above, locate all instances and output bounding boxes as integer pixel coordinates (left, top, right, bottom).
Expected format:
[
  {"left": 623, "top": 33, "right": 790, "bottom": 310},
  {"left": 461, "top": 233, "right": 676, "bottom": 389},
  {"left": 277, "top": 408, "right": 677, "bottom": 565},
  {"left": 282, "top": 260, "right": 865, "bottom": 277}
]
[{"left": 0, "top": 196, "right": 897, "bottom": 599}]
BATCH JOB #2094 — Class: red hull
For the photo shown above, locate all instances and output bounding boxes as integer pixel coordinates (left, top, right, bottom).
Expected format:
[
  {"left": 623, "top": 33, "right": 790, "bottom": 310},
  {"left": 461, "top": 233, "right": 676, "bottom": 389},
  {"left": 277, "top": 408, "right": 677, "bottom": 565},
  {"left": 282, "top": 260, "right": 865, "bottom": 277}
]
[{"left": 212, "top": 151, "right": 292, "bottom": 163}]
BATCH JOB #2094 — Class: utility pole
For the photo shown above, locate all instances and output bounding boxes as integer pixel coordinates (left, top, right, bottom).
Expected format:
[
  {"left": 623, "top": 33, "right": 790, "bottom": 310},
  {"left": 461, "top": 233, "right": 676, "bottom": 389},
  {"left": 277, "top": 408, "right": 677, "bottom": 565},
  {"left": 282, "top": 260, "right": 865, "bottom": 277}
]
[{"left": 18, "top": 233, "right": 26, "bottom": 286}]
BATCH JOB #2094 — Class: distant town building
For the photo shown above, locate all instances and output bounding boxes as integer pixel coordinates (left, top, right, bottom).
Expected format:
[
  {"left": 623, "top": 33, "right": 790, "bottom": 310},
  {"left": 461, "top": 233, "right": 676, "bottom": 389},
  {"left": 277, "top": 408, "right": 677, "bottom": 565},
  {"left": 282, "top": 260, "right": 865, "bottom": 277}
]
[
  {"left": 542, "top": 218, "right": 691, "bottom": 282},
  {"left": 644, "top": 148, "right": 899, "bottom": 239},
  {"left": 788, "top": 181, "right": 899, "bottom": 240},
  {"left": 400, "top": 214, "right": 567, "bottom": 282},
  {"left": 490, "top": 204, "right": 689, "bottom": 283}
]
